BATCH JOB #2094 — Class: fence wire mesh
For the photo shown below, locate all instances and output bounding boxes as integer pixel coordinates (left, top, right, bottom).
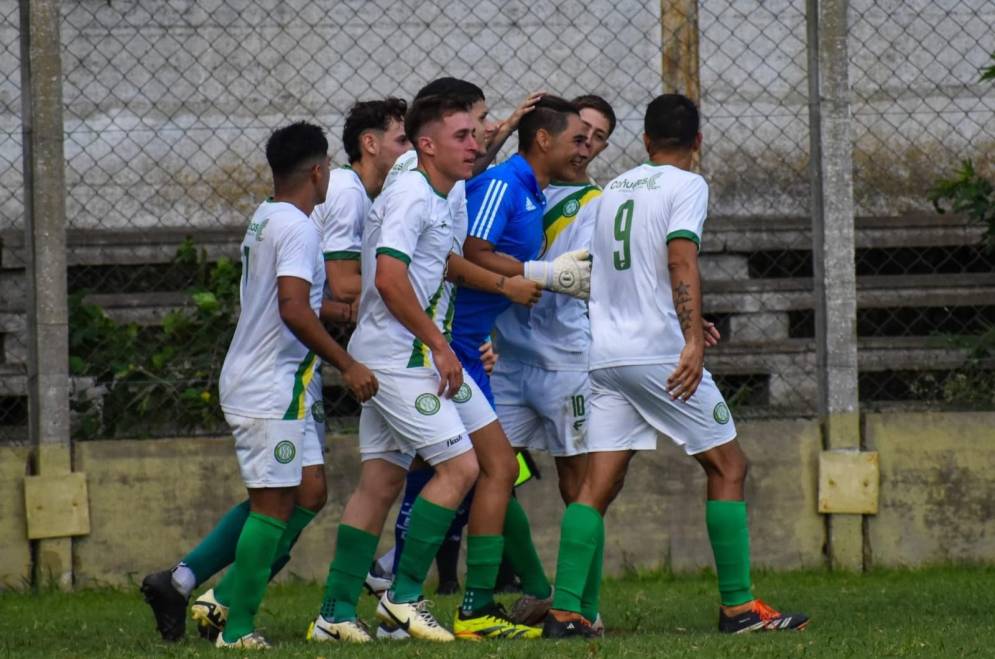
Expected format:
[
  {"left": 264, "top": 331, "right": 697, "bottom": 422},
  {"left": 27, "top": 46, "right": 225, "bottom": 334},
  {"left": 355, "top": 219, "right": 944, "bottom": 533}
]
[
  {"left": 692, "top": 1, "right": 817, "bottom": 417},
  {"left": 0, "top": 2, "right": 25, "bottom": 437},
  {"left": 2, "top": 0, "right": 994, "bottom": 440},
  {"left": 849, "top": 0, "right": 995, "bottom": 409}
]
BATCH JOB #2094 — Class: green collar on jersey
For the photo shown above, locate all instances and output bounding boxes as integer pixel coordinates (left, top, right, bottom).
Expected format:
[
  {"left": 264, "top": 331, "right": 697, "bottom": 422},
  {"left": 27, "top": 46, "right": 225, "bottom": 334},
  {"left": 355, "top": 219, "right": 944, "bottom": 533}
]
[
  {"left": 415, "top": 168, "right": 449, "bottom": 199},
  {"left": 339, "top": 164, "right": 374, "bottom": 201}
]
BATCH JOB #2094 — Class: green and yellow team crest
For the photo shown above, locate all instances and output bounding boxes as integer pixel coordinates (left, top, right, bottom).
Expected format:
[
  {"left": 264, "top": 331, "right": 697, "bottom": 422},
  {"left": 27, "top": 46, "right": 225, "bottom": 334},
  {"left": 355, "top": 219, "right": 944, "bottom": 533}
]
[
  {"left": 274, "top": 440, "right": 296, "bottom": 464},
  {"left": 415, "top": 393, "right": 441, "bottom": 416},
  {"left": 713, "top": 402, "right": 731, "bottom": 424},
  {"left": 311, "top": 400, "right": 326, "bottom": 423},
  {"left": 453, "top": 383, "right": 472, "bottom": 403},
  {"left": 563, "top": 198, "right": 580, "bottom": 217}
]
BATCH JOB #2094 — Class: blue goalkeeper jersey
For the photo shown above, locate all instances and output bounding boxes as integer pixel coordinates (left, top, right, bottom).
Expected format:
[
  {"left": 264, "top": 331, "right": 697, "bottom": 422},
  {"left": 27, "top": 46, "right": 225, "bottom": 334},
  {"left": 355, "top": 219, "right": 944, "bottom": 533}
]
[{"left": 451, "top": 154, "right": 546, "bottom": 362}]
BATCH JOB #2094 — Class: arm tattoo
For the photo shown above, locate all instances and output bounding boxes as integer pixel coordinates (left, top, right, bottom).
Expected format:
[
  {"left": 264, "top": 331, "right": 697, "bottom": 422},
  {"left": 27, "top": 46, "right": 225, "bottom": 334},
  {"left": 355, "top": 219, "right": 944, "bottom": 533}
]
[
  {"left": 496, "top": 276, "right": 506, "bottom": 290},
  {"left": 673, "top": 280, "right": 694, "bottom": 333}
]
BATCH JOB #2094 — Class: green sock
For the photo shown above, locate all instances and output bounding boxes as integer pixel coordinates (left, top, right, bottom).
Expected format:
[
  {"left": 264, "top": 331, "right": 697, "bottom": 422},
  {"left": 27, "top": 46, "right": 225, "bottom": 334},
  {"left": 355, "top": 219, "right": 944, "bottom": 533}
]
[
  {"left": 181, "top": 500, "right": 250, "bottom": 584},
  {"left": 268, "top": 505, "right": 317, "bottom": 579},
  {"left": 706, "top": 500, "right": 753, "bottom": 606},
  {"left": 215, "top": 506, "right": 317, "bottom": 607},
  {"left": 390, "top": 496, "right": 456, "bottom": 603},
  {"left": 461, "top": 535, "right": 503, "bottom": 614},
  {"left": 502, "top": 498, "right": 550, "bottom": 598},
  {"left": 551, "top": 503, "right": 602, "bottom": 614},
  {"left": 580, "top": 515, "right": 605, "bottom": 622},
  {"left": 319, "top": 524, "right": 379, "bottom": 622},
  {"left": 222, "top": 512, "right": 286, "bottom": 642}
]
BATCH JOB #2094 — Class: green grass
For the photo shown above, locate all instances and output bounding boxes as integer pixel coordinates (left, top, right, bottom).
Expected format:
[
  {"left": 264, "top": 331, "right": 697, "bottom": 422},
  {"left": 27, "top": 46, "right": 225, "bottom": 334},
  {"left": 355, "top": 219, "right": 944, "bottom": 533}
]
[{"left": 2, "top": 567, "right": 993, "bottom": 657}]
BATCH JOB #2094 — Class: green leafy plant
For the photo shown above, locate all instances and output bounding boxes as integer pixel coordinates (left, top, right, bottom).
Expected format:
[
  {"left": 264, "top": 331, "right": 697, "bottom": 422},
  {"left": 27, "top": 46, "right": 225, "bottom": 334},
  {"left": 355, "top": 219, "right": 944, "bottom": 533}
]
[
  {"left": 923, "top": 53, "right": 995, "bottom": 407},
  {"left": 69, "top": 238, "right": 240, "bottom": 438}
]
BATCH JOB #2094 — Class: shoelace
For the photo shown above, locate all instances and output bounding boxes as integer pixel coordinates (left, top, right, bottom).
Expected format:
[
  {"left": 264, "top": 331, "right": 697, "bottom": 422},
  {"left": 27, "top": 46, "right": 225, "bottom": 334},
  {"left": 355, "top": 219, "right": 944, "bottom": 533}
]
[
  {"left": 751, "top": 599, "right": 781, "bottom": 622},
  {"left": 415, "top": 599, "right": 441, "bottom": 628}
]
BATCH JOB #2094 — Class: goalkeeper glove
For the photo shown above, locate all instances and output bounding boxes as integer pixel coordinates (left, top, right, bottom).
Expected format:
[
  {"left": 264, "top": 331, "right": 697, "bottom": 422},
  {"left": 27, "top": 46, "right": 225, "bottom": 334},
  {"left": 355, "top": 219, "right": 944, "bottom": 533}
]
[{"left": 523, "top": 248, "right": 592, "bottom": 299}]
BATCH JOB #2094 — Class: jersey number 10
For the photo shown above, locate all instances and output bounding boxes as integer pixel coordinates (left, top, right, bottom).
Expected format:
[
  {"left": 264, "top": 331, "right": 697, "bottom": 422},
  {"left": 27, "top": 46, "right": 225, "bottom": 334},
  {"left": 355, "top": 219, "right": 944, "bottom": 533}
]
[{"left": 613, "top": 200, "right": 634, "bottom": 271}]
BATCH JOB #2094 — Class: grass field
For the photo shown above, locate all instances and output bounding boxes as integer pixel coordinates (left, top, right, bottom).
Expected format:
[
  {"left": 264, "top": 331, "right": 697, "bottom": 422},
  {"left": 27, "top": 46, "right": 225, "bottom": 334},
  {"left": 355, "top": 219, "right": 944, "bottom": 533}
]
[{"left": 2, "top": 567, "right": 993, "bottom": 657}]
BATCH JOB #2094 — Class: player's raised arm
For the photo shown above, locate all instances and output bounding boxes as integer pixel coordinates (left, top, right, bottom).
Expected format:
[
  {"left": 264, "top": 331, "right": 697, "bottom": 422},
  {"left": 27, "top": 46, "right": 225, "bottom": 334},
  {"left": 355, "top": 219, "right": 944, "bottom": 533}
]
[
  {"left": 445, "top": 252, "right": 541, "bottom": 306},
  {"left": 473, "top": 90, "right": 544, "bottom": 175}
]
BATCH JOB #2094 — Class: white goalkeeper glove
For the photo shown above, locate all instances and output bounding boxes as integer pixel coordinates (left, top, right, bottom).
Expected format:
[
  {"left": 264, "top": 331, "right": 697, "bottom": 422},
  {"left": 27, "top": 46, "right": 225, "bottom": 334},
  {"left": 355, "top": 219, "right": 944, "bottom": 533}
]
[{"left": 523, "top": 248, "right": 592, "bottom": 299}]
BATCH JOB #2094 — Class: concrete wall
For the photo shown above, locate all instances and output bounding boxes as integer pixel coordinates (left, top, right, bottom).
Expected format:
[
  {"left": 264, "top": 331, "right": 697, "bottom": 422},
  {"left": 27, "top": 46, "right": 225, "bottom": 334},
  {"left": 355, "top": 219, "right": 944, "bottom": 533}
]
[
  {"left": 865, "top": 412, "right": 995, "bottom": 567},
  {"left": 2, "top": 411, "right": 994, "bottom": 589},
  {"left": 0, "top": 445, "right": 30, "bottom": 588}
]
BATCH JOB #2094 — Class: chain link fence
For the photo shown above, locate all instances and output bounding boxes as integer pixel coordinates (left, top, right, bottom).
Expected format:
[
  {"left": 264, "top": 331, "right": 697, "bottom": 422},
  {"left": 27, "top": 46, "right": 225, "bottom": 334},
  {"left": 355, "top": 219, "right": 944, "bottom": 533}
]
[
  {"left": 693, "top": 1, "right": 817, "bottom": 416},
  {"left": 848, "top": 0, "right": 995, "bottom": 409},
  {"left": 2, "top": 0, "right": 994, "bottom": 440},
  {"left": 0, "top": 1, "right": 25, "bottom": 438}
]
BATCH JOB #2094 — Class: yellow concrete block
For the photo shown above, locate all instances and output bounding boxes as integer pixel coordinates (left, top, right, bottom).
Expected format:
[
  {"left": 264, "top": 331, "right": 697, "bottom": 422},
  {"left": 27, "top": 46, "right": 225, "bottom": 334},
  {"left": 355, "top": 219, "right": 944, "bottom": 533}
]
[
  {"left": 818, "top": 450, "right": 879, "bottom": 514},
  {"left": 24, "top": 472, "right": 90, "bottom": 540}
]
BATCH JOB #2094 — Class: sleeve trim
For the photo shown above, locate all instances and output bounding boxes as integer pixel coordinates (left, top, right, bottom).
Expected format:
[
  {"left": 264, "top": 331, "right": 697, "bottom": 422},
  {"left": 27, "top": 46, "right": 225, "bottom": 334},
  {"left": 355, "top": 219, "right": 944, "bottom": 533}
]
[
  {"left": 323, "top": 250, "right": 361, "bottom": 261},
  {"left": 666, "top": 230, "right": 701, "bottom": 251},
  {"left": 375, "top": 247, "right": 411, "bottom": 266}
]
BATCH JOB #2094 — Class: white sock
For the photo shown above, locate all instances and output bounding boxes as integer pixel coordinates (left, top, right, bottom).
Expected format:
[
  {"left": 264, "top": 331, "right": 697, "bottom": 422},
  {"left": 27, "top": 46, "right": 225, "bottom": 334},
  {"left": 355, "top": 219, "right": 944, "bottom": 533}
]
[
  {"left": 170, "top": 563, "right": 196, "bottom": 597},
  {"left": 375, "top": 548, "right": 395, "bottom": 577}
]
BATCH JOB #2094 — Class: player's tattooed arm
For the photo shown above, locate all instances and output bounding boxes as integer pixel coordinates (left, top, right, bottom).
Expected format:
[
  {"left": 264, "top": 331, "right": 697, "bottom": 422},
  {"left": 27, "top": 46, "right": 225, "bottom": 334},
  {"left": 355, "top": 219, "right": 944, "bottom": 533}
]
[
  {"left": 674, "top": 281, "right": 694, "bottom": 332},
  {"left": 446, "top": 253, "right": 541, "bottom": 307},
  {"left": 666, "top": 238, "right": 705, "bottom": 400}
]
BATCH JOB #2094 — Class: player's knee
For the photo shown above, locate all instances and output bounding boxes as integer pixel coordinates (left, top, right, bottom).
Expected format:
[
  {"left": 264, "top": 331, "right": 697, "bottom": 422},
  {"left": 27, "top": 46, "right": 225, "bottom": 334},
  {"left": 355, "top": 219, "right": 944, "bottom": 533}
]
[
  {"left": 297, "top": 485, "right": 327, "bottom": 512},
  {"left": 438, "top": 451, "right": 480, "bottom": 495}
]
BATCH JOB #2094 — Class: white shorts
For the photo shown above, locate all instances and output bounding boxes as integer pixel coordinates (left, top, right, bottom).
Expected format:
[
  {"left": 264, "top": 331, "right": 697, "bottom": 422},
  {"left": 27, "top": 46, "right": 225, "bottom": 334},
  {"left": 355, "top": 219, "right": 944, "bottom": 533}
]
[
  {"left": 302, "top": 417, "right": 325, "bottom": 467},
  {"left": 358, "top": 367, "right": 494, "bottom": 468},
  {"left": 492, "top": 360, "right": 589, "bottom": 457},
  {"left": 225, "top": 413, "right": 308, "bottom": 488},
  {"left": 586, "top": 363, "right": 737, "bottom": 455}
]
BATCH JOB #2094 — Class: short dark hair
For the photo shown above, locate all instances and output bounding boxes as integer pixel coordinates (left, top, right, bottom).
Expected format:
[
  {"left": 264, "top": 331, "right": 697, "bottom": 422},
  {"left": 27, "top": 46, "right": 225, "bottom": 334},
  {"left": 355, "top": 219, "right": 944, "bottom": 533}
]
[
  {"left": 572, "top": 94, "right": 617, "bottom": 136},
  {"left": 415, "top": 77, "right": 485, "bottom": 105},
  {"left": 404, "top": 94, "right": 474, "bottom": 149},
  {"left": 342, "top": 97, "right": 408, "bottom": 164},
  {"left": 265, "top": 121, "right": 328, "bottom": 180},
  {"left": 645, "top": 94, "right": 699, "bottom": 151},
  {"left": 517, "top": 95, "right": 579, "bottom": 152}
]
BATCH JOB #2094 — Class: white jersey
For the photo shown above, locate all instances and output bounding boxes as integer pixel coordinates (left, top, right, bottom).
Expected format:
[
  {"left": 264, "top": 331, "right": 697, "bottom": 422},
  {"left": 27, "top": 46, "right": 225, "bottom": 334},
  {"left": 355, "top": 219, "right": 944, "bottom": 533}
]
[
  {"left": 385, "top": 149, "right": 467, "bottom": 232},
  {"left": 383, "top": 149, "right": 418, "bottom": 189},
  {"left": 348, "top": 170, "right": 465, "bottom": 370},
  {"left": 220, "top": 201, "right": 324, "bottom": 419},
  {"left": 589, "top": 163, "right": 709, "bottom": 369},
  {"left": 311, "top": 165, "right": 371, "bottom": 262},
  {"left": 493, "top": 181, "right": 601, "bottom": 371}
]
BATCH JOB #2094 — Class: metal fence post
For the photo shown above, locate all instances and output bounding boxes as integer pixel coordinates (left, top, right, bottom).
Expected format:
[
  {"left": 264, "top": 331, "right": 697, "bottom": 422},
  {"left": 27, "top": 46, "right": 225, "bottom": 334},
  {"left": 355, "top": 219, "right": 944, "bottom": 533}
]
[
  {"left": 19, "top": 0, "right": 73, "bottom": 588},
  {"left": 806, "top": 0, "right": 863, "bottom": 570}
]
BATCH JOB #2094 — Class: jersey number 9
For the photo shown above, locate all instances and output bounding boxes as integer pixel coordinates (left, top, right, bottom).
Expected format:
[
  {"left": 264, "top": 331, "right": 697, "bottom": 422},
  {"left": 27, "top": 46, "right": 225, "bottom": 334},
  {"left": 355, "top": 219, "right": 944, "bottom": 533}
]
[{"left": 612, "top": 200, "right": 634, "bottom": 271}]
